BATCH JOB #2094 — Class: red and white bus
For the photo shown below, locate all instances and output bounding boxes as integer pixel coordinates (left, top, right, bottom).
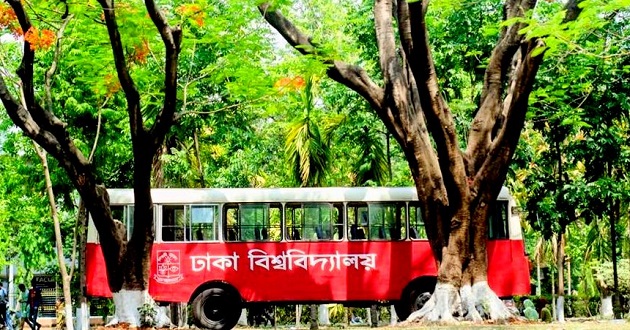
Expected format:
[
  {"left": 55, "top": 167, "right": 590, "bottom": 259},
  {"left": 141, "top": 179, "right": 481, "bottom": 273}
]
[{"left": 86, "top": 187, "right": 529, "bottom": 329}]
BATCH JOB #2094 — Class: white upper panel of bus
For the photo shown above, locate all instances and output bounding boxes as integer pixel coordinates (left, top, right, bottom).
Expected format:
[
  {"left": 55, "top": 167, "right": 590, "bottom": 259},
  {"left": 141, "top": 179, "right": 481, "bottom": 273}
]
[{"left": 107, "top": 186, "right": 511, "bottom": 205}]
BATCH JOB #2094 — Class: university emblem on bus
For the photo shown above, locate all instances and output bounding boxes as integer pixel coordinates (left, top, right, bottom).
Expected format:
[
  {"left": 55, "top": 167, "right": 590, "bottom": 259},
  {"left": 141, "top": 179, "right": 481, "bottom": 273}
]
[{"left": 154, "top": 250, "right": 184, "bottom": 284}]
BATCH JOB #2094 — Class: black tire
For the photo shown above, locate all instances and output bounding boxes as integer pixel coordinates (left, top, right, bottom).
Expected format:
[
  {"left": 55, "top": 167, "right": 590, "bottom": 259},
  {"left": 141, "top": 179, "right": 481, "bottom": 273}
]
[
  {"left": 192, "top": 286, "right": 242, "bottom": 330},
  {"left": 394, "top": 277, "right": 436, "bottom": 321}
]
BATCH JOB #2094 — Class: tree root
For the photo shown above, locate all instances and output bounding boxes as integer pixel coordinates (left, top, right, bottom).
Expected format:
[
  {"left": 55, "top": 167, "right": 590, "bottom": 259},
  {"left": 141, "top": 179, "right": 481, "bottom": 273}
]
[
  {"left": 401, "top": 281, "right": 516, "bottom": 325},
  {"left": 405, "top": 283, "right": 460, "bottom": 324},
  {"left": 471, "top": 281, "right": 514, "bottom": 321},
  {"left": 460, "top": 284, "right": 482, "bottom": 322}
]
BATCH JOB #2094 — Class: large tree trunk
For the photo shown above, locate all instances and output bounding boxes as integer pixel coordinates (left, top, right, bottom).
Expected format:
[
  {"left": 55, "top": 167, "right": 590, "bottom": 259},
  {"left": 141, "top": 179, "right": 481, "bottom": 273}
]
[
  {"left": 259, "top": 0, "right": 581, "bottom": 324},
  {"left": 0, "top": 1, "right": 180, "bottom": 327},
  {"left": 106, "top": 155, "right": 156, "bottom": 326}
]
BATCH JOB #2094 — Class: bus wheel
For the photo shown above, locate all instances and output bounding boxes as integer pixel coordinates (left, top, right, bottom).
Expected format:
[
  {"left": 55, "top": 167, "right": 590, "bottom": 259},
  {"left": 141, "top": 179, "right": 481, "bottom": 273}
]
[
  {"left": 394, "top": 277, "right": 436, "bottom": 321},
  {"left": 192, "top": 286, "right": 242, "bottom": 330}
]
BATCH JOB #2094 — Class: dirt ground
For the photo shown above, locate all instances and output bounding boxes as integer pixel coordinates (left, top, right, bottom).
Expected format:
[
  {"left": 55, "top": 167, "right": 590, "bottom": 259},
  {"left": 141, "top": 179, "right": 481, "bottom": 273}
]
[{"left": 91, "top": 319, "right": 630, "bottom": 330}]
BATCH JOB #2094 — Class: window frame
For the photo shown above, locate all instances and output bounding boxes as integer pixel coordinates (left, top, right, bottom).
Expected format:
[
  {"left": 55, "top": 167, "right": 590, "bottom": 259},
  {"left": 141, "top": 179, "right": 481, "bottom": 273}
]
[{"left": 285, "top": 202, "right": 341, "bottom": 241}]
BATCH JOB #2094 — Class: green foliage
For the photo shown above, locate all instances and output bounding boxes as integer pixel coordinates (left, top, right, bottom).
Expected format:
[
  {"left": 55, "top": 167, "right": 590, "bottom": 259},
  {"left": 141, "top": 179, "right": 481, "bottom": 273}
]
[
  {"left": 352, "top": 126, "right": 389, "bottom": 186},
  {"left": 592, "top": 259, "right": 630, "bottom": 297},
  {"left": 285, "top": 78, "right": 331, "bottom": 187},
  {"left": 0, "top": 139, "right": 71, "bottom": 273},
  {"left": 138, "top": 303, "right": 158, "bottom": 328}
]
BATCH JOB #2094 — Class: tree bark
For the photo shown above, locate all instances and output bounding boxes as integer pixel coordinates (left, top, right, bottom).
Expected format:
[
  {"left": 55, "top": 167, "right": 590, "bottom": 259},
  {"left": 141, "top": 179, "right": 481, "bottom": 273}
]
[
  {"left": 259, "top": 0, "right": 583, "bottom": 323},
  {"left": 0, "top": 0, "right": 181, "bottom": 326}
]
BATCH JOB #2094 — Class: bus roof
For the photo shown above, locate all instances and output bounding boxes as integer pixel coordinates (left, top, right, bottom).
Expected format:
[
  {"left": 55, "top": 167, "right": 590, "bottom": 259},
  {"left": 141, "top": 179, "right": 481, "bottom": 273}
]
[{"left": 107, "top": 186, "right": 510, "bottom": 205}]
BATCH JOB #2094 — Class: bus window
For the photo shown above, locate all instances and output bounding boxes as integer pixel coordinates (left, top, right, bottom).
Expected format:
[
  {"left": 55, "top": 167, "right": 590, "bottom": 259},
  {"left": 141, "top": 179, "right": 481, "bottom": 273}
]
[
  {"left": 333, "top": 203, "right": 343, "bottom": 240},
  {"left": 286, "top": 203, "right": 338, "bottom": 241},
  {"left": 224, "top": 206, "right": 239, "bottom": 241},
  {"left": 409, "top": 203, "right": 428, "bottom": 239},
  {"left": 368, "top": 203, "right": 406, "bottom": 240},
  {"left": 111, "top": 205, "right": 134, "bottom": 241},
  {"left": 189, "top": 205, "right": 219, "bottom": 241},
  {"left": 267, "top": 204, "right": 282, "bottom": 241},
  {"left": 236, "top": 203, "right": 281, "bottom": 242},
  {"left": 347, "top": 203, "right": 368, "bottom": 240},
  {"left": 286, "top": 205, "right": 303, "bottom": 240},
  {"left": 488, "top": 200, "right": 509, "bottom": 239},
  {"left": 162, "top": 205, "right": 186, "bottom": 241}
]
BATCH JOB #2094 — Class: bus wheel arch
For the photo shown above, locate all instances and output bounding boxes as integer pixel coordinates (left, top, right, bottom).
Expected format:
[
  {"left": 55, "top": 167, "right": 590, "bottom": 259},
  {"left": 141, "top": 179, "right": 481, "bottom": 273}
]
[
  {"left": 190, "top": 281, "right": 243, "bottom": 330},
  {"left": 394, "top": 276, "right": 437, "bottom": 321}
]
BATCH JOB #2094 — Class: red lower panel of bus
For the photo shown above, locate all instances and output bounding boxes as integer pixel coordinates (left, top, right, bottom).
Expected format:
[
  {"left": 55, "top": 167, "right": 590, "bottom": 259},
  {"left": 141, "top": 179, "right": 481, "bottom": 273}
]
[{"left": 86, "top": 240, "right": 529, "bottom": 302}]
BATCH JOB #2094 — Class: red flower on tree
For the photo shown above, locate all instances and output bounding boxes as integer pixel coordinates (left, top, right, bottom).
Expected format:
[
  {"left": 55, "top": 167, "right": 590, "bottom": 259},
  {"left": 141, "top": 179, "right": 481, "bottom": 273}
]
[
  {"left": 0, "top": 4, "right": 19, "bottom": 33},
  {"left": 274, "top": 76, "right": 306, "bottom": 93},
  {"left": 132, "top": 40, "right": 150, "bottom": 64},
  {"left": 176, "top": 4, "right": 205, "bottom": 27},
  {"left": 24, "top": 26, "right": 56, "bottom": 51},
  {"left": 104, "top": 73, "right": 121, "bottom": 96}
]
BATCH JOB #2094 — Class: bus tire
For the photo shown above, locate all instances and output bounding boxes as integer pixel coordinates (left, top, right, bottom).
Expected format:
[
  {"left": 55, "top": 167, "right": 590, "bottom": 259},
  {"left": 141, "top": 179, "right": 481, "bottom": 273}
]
[
  {"left": 394, "top": 277, "right": 436, "bottom": 321},
  {"left": 192, "top": 286, "right": 242, "bottom": 330}
]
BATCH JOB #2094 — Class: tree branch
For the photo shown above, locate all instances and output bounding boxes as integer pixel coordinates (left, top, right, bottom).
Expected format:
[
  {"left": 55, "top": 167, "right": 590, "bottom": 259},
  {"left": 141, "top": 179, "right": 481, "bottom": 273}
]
[
  {"left": 400, "top": 0, "right": 468, "bottom": 204},
  {"left": 466, "top": 0, "right": 536, "bottom": 172},
  {"left": 7, "top": 0, "right": 66, "bottom": 131},
  {"left": 145, "top": 0, "right": 182, "bottom": 152},
  {"left": 45, "top": 14, "right": 73, "bottom": 113},
  {"left": 97, "top": 0, "right": 142, "bottom": 139},
  {"left": 258, "top": 3, "right": 386, "bottom": 114},
  {"left": 1, "top": 0, "right": 125, "bottom": 290},
  {"left": 472, "top": 0, "right": 583, "bottom": 199}
]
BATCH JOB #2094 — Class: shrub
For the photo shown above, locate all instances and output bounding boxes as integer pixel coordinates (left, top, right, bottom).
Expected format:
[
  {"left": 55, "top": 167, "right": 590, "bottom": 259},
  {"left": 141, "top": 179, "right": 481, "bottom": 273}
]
[{"left": 138, "top": 303, "right": 158, "bottom": 328}]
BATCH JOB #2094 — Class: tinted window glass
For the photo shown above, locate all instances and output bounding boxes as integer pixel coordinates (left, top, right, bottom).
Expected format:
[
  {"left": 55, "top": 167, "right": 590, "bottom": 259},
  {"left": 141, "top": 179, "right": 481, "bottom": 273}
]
[
  {"left": 162, "top": 205, "right": 185, "bottom": 241},
  {"left": 409, "top": 203, "right": 428, "bottom": 239},
  {"left": 286, "top": 203, "right": 341, "bottom": 241},
  {"left": 368, "top": 203, "right": 406, "bottom": 240},
  {"left": 488, "top": 201, "right": 509, "bottom": 239},
  {"left": 189, "top": 205, "right": 219, "bottom": 241}
]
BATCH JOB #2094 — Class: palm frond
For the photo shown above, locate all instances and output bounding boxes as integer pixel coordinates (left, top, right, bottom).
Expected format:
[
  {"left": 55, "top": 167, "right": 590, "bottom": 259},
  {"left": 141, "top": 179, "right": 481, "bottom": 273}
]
[
  {"left": 353, "top": 127, "right": 389, "bottom": 186},
  {"left": 285, "top": 117, "right": 330, "bottom": 187}
]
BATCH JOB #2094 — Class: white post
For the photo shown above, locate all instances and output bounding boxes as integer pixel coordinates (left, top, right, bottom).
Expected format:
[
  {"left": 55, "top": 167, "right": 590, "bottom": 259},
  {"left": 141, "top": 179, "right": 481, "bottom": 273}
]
[
  {"left": 389, "top": 305, "right": 397, "bottom": 325},
  {"left": 601, "top": 295, "right": 613, "bottom": 318},
  {"left": 295, "top": 305, "right": 301, "bottom": 328},
  {"left": 317, "top": 305, "right": 329, "bottom": 326}
]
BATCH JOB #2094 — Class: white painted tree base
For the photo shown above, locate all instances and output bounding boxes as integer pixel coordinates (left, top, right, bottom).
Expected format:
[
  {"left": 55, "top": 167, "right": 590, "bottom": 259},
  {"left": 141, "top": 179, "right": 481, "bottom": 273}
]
[
  {"left": 600, "top": 295, "right": 613, "bottom": 318},
  {"left": 556, "top": 296, "right": 565, "bottom": 323},
  {"left": 318, "top": 304, "right": 330, "bottom": 325},
  {"left": 390, "top": 305, "right": 397, "bottom": 325},
  {"left": 404, "top": 281, "right": 514, "bottom": 324},
  {"left": 459, "top": 284, "right": 482, "bottom": 322},
  {"left": 406, "top": 283, "right": 459, "bottom": 323},
  {"left": 471, "top": 281, "right": 513, "bottom": 321},
  {"left": 106, "top": 289, "right": 171, "bottom": 328},
  {"left": 238, "top": 309, "right": 248, "bottom": 326}
]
